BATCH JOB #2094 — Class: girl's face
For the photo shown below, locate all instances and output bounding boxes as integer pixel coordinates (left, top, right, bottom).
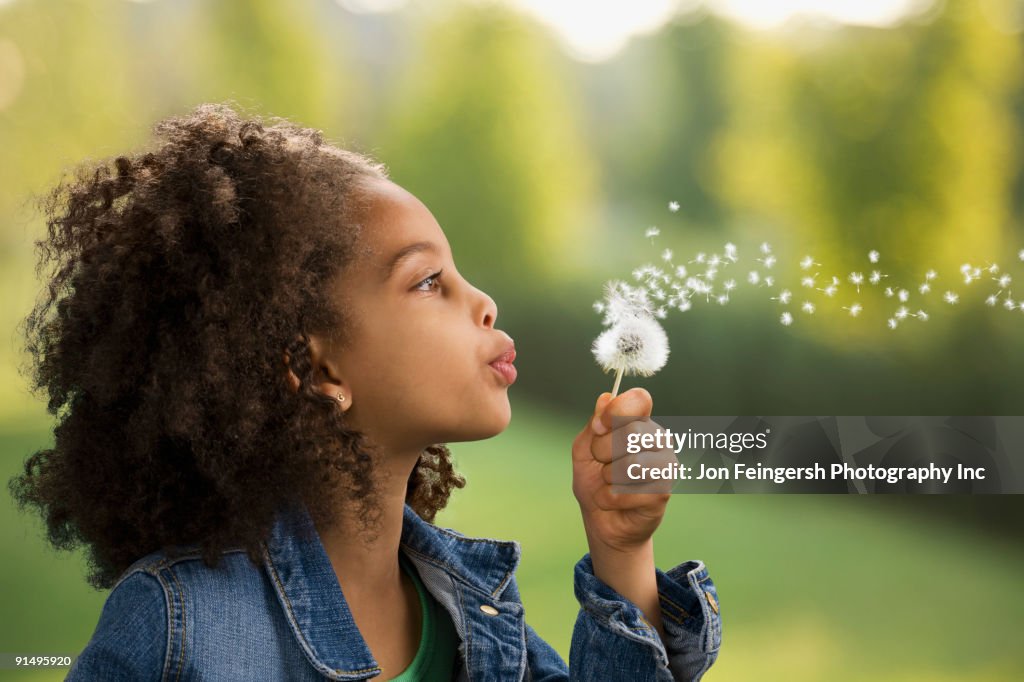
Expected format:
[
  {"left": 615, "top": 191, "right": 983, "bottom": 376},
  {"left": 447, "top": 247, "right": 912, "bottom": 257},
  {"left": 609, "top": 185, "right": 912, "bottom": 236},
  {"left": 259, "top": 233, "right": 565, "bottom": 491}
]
[{"left": 313, "top": 178, "right": 515, "bottom": 453}]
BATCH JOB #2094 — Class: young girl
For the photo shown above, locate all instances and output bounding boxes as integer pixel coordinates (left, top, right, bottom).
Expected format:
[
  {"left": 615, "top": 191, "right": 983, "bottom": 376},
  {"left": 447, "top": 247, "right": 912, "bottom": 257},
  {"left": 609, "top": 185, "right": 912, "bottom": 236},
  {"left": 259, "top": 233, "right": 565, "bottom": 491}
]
[{"left": 11, "top": 102, "right": 721, "bottom": 681}]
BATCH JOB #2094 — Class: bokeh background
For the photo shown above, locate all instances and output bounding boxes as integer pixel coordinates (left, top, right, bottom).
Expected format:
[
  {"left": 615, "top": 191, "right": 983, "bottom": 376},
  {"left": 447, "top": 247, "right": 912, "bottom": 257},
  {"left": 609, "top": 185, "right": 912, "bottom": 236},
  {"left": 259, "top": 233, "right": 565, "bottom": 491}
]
[{"left": 2, "top": 0, "right": 1023, "bottom": 679}]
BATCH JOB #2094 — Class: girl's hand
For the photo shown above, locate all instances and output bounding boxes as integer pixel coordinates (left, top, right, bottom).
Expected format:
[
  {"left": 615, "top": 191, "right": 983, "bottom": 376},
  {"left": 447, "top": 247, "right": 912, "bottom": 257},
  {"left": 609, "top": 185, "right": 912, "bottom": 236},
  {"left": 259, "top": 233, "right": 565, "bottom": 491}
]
[{"left": 571, "top": 388, "right": 674, "bottom": 554}]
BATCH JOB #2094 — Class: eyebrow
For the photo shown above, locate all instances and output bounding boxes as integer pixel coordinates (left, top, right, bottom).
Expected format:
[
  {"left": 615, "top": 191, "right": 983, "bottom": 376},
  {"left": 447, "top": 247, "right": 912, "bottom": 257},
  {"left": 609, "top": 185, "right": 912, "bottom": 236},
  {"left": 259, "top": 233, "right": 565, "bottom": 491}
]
[{"left": 383, "top": 241, "right": 439, "bottom": 281}]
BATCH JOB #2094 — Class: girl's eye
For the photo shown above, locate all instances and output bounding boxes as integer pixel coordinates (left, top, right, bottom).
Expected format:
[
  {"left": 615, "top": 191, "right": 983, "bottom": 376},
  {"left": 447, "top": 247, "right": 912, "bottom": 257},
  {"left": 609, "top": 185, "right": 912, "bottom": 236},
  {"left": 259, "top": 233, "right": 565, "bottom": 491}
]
[{"left": 415, "top": 270, "right": 444, "bottom": 292}]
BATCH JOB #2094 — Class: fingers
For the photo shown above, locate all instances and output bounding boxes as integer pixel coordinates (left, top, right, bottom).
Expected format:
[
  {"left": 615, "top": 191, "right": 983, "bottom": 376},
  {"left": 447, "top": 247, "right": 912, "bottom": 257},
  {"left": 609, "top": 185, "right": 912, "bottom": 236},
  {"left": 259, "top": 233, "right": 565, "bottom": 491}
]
[
  {"left": 592, "top": 387, "right": 653, "bottom": 436},
  {"left": 590, "top": 416, "right": 665, "bottom": 464}
]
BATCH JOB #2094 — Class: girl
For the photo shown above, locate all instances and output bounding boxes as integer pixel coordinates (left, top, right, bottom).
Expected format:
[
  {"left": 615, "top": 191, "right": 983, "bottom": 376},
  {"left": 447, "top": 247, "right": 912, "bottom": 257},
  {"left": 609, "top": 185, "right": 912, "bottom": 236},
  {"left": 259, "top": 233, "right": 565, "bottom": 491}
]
[{"left": 10, "top": 102, "right": 720, "bottom": 681}]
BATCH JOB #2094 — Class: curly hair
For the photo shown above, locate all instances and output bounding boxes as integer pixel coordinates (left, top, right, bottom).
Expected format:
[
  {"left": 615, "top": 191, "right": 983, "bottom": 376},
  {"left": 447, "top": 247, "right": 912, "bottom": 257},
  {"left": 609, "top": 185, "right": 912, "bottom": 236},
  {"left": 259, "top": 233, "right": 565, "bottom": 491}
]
[{"left": 8, "top": 101, "right": 466, "bottom": 589}]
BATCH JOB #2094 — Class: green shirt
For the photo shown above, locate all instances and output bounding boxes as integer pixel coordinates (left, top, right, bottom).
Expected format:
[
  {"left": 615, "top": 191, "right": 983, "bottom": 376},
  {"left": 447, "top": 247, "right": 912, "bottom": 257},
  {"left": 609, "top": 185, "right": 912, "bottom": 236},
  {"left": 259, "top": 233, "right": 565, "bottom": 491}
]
[{"left": 389, "top": 551, "right": 460, "bottom": 681}]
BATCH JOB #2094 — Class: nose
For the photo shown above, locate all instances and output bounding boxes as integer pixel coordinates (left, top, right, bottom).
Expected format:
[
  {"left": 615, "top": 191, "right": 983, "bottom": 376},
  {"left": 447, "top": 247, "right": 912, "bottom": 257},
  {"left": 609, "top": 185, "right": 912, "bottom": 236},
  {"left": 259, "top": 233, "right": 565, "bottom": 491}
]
[{"left": 475, "top": 287, "right": 498, "bottom": 329}]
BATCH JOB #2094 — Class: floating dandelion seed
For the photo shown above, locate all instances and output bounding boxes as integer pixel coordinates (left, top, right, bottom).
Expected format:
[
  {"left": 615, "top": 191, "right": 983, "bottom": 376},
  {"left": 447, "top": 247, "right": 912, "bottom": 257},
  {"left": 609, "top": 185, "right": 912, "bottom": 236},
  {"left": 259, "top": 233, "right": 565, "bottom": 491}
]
[
  {"left": 748, "top": 271, "right": 761, "bottom": 285},
  {"left": 1005, "top": 297, "right": 1016, "bottom": 311},
  {"left": 692, "top": 252, "right": 706, "bottom": 264},
  {"left": 800, "top": 255, "right": 817, "bottom": 270},
  {"left": 724, "top": 279, "right": 737, "bottom": 292},
  {"left": 887, "top": 318, "right": 898, "bottom": 329},
  {"left": 662, "top": 248, "right": 673, "bottom": 262},
  {"left": 677, "top": 299, "right": 692, "bottom": 312},
  {"left": 763, "top": 276, "right": 775, "bottom": 287},
  {"left": 724, "top": 243, "right": 738, "bottom": 262},
  {"left": 1019, "top": 249, "right": 1024, "bottom": 261},
  {"left": 759, "top": 254, "right": 777, "bottom": 268},
  {"left": 818, "top": 284, "right": 838, "bottom": 297},
  {"left": 675, "top": 265, "right": 687, "bottom": 278},
  {"left": 843, "top": 303, "right": 862, "bottom": 317},
  {"left": 988, "top": 263, "right": 1000, "bottom": 274},
  {"left": 668, "top": 201, "right": 680, "bottom": 213},
  {"left": 849, "top": 272, "right": 864, "bottom": 292},
  {"left": 884, "top": 287, "right": 895, "bottom": 298},
  {"left": 801, "top": 275, "right": 816, "bottom": 288},
  {"left": 708, "top": 254, "right": 721, "bottom": 267},
  {"left": 915, "top": 310, "right": 929, "bottom": 321},
  {"left": 780, "top": 312, "right": 793, "bottom": 326},
  {"left": 869, "top": 250, "right": 880, "bottom": 263},
  {"left": 986, "top": 294, "right": 999, "bottom": 306},
  {"left": 996, "top": 274, "right": 1012, "bottom": 288},
  {"left": 898, "top": 289, "right": 909, "bottom": 302},
  {"left": 772, "top": 289, "right": 792, "bottom": 304},
  {"left": 895, "top": 306, "right": 909, "bottom": 320},
  {"left": 944, "top": 291, "right": 959, "bottom": 304},
  {"left": 801, "top": 301, "right": 815, "bottom": 314},
  {"left": 716, "top": 295, "right": 729, "bottom": 305},
  {"left": 869, "top": 270, "right": 885, "bottom": 285},
  {"left": 925, "top": 270, "right": 937, "bottom": 281},
  {"left": 592, "top": 312, "right": 670, "bottom": 397},
  {"left": 644, "top": 226, "right": 660, "bottom": 242},
  {"left": 919, "top": 283, "right": 931, "bottom": 294},
  {"left": 593, "top": 301, "right": 606, "bottom": 314}
]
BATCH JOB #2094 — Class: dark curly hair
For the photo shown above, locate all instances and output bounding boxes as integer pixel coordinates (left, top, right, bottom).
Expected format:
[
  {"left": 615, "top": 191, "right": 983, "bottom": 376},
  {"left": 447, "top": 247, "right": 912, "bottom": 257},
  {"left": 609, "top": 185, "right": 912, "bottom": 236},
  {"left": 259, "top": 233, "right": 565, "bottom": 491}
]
[{"left": 8, "top": 101, "right": 466, "bottom": 590}]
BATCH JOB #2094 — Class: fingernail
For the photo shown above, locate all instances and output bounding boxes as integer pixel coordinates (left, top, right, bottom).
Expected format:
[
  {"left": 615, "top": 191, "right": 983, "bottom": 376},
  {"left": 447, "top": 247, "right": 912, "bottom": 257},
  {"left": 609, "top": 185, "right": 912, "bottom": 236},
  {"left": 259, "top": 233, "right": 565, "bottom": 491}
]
[{"left": 591, "top": 414, "right": 608, "bottom": 435}]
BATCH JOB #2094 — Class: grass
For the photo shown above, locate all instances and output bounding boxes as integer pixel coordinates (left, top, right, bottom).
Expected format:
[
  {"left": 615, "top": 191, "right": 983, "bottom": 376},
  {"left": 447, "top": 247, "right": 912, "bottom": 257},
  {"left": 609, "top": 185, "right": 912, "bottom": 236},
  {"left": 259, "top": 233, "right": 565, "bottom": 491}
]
[{"left": 2, "top": 403, "right": 1023, "bottom": 681}]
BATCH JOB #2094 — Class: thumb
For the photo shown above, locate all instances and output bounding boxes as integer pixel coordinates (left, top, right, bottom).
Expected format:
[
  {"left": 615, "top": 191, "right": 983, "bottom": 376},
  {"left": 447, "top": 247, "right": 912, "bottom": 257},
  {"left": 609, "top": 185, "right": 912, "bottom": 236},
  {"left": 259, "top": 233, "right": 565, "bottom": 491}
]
[{"left": 590, "top": 392, "right": 613, "bottom": 436}]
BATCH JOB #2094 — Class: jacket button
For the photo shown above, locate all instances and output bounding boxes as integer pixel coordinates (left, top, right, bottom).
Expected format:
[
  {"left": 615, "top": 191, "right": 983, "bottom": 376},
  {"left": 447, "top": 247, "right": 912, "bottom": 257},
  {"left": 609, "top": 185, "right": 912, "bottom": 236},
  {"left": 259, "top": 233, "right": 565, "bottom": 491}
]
[
  {"left": 479, "top": 604, "right": 500, "bottom": 616},
  {"left": 705, "top": 591, "right": 719, "bottom": 614}
]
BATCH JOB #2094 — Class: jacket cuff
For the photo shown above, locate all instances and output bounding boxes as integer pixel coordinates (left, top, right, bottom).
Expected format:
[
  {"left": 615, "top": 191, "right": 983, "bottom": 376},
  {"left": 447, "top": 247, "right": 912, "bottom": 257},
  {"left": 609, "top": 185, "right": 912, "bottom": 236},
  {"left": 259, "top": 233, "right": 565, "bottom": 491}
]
[{"left": 574, "top": 553, "right": 721, "bottom": 678}]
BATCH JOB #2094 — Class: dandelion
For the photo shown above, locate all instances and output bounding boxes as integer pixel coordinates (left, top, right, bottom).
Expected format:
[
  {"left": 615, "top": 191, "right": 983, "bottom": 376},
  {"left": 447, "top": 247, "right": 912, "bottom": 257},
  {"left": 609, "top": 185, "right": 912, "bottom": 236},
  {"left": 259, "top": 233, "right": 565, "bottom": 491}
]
[
  {"left": 593, "top": 312, "right": 670, "bottom": 397},
  {"left": 843, "top": 303, "right": 862, "bottom": 317},
  {"left": 780, "top": 312, "right": 793, "bottom": 326},
  {"left": 869, "top": 250, "right": 880, "bottom": 263},
  {"left": 801, "top": 301, "right": 815, "bottom": 314},
  {"left": 748, "top": 270, "right": 761, "bottom": 285},
  {"left": 800, "top": 255, "right": 817, "bottom": 270},
  {"left": 668, "top": 201, "right": 680, "bottom": 213},
  {"left": 662, "top": 248, "right": 673, "bottom": 262},
  {"left": 593, "top": 301, "right": 606, "bottom": 314},
  {"left": 944, "top": 291, "right": 959, "bottom": 304}
]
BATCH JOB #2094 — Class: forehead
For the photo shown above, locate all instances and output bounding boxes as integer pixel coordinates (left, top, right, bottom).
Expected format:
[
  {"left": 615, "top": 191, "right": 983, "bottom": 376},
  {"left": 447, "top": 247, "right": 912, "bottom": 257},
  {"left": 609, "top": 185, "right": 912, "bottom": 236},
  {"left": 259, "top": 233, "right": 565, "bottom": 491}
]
[{"left": 354, "top": 179, "right": 448, "bottom": 269}]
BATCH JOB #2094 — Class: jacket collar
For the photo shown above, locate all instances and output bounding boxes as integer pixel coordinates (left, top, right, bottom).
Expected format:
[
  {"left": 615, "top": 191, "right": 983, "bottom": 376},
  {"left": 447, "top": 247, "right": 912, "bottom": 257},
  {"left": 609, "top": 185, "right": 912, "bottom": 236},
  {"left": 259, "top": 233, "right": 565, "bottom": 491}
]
[{"left": 261, "top": 502, "right": 520, "bottom": 680}]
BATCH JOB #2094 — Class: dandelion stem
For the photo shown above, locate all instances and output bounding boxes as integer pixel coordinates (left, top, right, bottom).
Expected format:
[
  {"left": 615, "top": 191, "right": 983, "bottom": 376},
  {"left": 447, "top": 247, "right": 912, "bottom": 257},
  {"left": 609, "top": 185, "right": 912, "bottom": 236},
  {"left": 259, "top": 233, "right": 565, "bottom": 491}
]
[{"left": 610, "top": 366, "right": 624, "bottom": 398}]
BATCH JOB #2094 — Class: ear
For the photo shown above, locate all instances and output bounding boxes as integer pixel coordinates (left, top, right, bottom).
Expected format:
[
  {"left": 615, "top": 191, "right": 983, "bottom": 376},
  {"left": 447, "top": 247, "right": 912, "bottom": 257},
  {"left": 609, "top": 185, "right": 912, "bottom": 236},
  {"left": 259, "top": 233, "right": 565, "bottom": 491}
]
[{"left": 282, "top": 333, "right": 351, "bottom": 408}]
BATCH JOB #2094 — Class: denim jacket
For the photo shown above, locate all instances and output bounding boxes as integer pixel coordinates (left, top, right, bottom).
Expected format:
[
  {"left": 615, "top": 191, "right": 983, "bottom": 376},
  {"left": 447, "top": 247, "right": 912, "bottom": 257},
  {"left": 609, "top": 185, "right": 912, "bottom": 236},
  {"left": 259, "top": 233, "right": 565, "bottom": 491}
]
[{"left": 67, "top": 503, "right": 721, "bottom": 681}]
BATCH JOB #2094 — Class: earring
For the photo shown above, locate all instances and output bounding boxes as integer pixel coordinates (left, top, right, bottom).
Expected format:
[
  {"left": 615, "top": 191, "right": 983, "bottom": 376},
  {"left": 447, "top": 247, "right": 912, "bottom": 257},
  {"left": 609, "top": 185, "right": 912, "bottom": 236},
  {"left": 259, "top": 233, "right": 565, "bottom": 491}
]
[{"left": 336, "top": 393, "right": 346, "bottom": 403}]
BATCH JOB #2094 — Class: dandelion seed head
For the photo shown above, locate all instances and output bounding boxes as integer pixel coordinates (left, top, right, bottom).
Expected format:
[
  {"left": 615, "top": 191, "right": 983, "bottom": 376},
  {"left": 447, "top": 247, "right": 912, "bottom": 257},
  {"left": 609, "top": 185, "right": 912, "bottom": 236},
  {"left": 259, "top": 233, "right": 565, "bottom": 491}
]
[
  {"left": 780, "top": 312, "right": 793, "bottom": 326},
  {"left": 869, "top": 250, "right": 880, "bottom": 263},
  {"left": 592, "top": 313, "right": 670, "bottom": 377}
]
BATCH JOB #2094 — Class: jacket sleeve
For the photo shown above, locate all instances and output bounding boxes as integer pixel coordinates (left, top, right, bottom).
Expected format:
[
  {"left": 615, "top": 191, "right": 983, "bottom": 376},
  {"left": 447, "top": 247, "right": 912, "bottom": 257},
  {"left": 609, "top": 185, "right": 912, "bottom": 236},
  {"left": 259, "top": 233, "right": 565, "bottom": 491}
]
[
  {"left": 567, "top": 553, "right": 720, "bottom": 681},
  {"left": 66, "top": 571, "right": 168, "bottom": 682}
]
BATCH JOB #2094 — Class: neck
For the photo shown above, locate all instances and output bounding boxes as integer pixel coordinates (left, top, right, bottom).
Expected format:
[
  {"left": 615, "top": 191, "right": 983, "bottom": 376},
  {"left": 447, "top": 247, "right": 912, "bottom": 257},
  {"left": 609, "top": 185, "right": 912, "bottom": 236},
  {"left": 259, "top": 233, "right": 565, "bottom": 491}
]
[{"left": 314, "top": 445, "right": 422, "bottom": 595}]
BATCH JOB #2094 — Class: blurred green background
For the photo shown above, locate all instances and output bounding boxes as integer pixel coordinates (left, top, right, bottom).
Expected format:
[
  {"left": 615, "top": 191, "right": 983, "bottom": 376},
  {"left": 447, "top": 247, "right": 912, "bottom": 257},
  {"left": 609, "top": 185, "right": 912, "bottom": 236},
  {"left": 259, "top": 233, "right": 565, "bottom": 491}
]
[{"left": 2, "top": 0, "right": 1023, "bottom": 679}]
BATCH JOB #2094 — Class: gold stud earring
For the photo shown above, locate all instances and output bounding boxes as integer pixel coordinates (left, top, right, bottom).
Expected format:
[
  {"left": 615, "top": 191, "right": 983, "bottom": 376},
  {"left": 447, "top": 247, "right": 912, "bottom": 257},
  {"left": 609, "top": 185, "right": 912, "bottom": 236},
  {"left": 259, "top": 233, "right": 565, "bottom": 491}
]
[{"left": 336, "top": 394, "right": 345, "bottom": 403}]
